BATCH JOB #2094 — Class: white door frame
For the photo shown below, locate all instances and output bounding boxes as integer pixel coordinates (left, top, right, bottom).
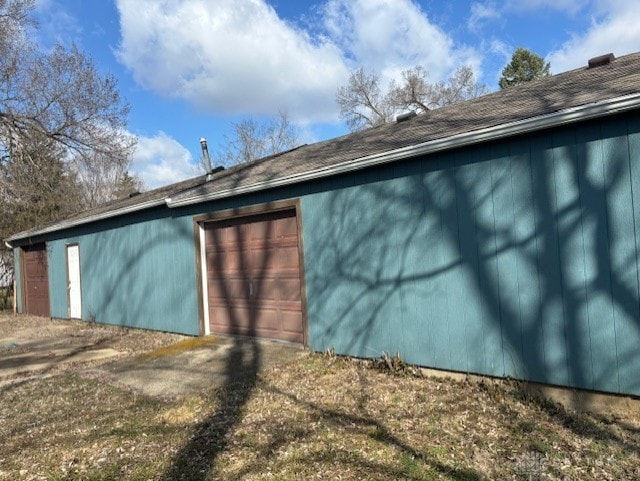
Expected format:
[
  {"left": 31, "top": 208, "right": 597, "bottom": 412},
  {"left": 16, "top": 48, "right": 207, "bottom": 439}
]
[
  {"left": 66, "top": 244, "right": 82, "bottom": 319},
  {"left": 199, "top": 222, "right": 211, "bottom": 335}
]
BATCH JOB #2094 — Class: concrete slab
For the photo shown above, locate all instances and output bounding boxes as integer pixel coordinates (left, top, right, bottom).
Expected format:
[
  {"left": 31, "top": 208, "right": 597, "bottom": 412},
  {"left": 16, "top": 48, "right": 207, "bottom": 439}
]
[
  {"left": 0, "top": 347, "right": 121, "bottom": 378},
  {"left": 0, "top": 316, "right": 305, "bottom": 399},
  {"left": 91, "top": 336, "right": 305, "bottom": 398}
]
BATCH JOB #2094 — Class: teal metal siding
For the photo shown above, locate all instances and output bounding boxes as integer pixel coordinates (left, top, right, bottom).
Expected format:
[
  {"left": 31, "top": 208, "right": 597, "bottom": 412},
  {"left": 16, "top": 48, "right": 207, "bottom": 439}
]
[
  {"left": 46, "top": 212, "right": 199, "bottom": 335},
  {"left": 48, "top": 241, "right": 68, "bottom": 319},
  {"left": 301, "top": 112, "right": 640, "bottom": 396},
  {"left": 41, "top": 192, "right": 307, "bottom": 335},
  {"left": 13, "top": 248, "right": 22, "bottom": 313}
]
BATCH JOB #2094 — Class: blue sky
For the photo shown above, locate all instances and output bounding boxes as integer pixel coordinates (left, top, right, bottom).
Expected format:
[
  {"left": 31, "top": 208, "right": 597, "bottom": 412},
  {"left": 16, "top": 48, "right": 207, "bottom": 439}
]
[{"left": 33, "top": 0, "right": 640, "bottom": 189}]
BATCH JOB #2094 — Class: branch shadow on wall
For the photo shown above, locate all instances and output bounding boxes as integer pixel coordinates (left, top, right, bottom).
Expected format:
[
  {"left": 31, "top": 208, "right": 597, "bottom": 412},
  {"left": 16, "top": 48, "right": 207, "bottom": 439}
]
[{"left": 304, "top": 116, "right": 640, "bottom": 450}]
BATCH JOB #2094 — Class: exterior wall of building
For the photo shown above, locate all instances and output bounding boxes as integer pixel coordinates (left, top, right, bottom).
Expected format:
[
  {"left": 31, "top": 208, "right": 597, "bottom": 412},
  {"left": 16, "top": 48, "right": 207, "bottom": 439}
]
[
  {"left": 13, "top": 247, "right": 22, "bottom": 313},
  {"left": 28, "top": 189, "right": 310, "bottom": 334},
  {"left": 301, "top": 112, "right": 640, "bottom": 396},
  {"left": 9, "top": 110, "right": 640, "bottom": 396},
  {"left": 43, "top": 208, "right": 200, "bottom": 334}
]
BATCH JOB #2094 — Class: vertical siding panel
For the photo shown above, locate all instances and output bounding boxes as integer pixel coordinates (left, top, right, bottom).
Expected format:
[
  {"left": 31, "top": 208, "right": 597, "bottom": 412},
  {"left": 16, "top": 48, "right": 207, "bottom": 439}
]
[
  {"left": 490, "top": 141, "right": 524, "bottom": 377},
  {"left": 627, "top": 115, "right": 640, "bottom": 302},
  {"left": 403, "top": 163, "right": 432, "bottom": 366},
  {"left": 469, "top": 145, "right": 504, "bottom": 377},
  {"left": 551, "top": 129, "right": 591, "bottom": 390},
  {"left": 13, "top": 248, "right": 22, "bottom": 313},
  {"left": 626, "top": 115, "right": 640, "bottom": 396},
  {"left": 601, "top": 117, "right": 640, "bottom": 394},
  {"left": 421, "top": 160, "right": 451, "bottom": 368},
  {"left": 509, "top": 139, "right": 546, "bottom": 382},
  {"left": 531, "top": 133, "right": 566, "bottom": 386},
  {"left": 576, "top": 123, "right": 619, "bottom": 393},
  {"left": 344, "top": 177, "right": 385, "bottom": 358},
  {"left": 393, "top": 162, "right": 427, "bottom": 365},
  {"left": 389, "top": 163, "right": 412, "bottom": 361},
  {"left": 627, "top": 114, "right": 640, "bottom": 329},
  {"left": 438, "top": 152, "right": 468, "bottom": 372},
  {"left": 47, "top": 241, "right": 68, "bottom": 319},
  {"left": 573, "top": 132, "right": 598, "bottom": 391},
  {"left": 454, "top": 153, "right": 489, "bottom": 375}
]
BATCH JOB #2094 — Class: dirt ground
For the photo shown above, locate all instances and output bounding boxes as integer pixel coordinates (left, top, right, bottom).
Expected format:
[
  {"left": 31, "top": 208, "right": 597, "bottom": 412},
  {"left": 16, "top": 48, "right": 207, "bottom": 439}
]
[{"left": 1, "top": 312, "right": 640, "bottom": 480}]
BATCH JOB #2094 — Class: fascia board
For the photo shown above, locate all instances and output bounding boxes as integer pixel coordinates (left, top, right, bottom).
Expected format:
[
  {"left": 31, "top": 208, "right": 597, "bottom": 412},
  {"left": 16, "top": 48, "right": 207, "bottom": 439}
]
[
  {"left": 5, "top": 198, "right": 166, "bottom": 244},
  {"left": 167, "top": 93, "right": 640, "bottom": 208}
]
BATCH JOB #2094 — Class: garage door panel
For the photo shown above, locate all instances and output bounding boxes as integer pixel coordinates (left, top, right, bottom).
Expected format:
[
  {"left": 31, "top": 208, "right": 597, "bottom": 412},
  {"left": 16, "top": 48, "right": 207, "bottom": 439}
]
[
  {"left": 252, "top": 277, "right": 301, "bottom": 302},
  {"left": 253, "top": 308, "right": 280, "bottom": 329},
  {"left": 250, "top": 220, "right": 274, "bottom": 242},
  {"left": 275, "top": 215, "right": 297, "bottom": 238},
  {"left": 210, "top": 306, "right": 253, "bottom": 331},
  {"left": 279, "top": 278, "right": 302, "bottom": 302},
  {"left": 208, "top": 277, "right": 249, "bottom": 301},
  {"left": 209, "top": 251, "right": 248, "bottom": 274},
  {"left": 205, "top": 210, "right": 304, "bottom": 343},
  {"left": 249, "top": 246, "right": 299, "bottom": 272},
  {"left": 281, "top": 310, "right": 303, "bottom": 332}
]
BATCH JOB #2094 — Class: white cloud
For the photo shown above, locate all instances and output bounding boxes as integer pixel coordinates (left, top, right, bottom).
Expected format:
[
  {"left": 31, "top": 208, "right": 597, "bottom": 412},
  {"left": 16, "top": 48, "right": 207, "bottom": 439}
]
[
  {"left": 33, "top": 0, "right": 83, "bottom": 49},
  {"left": 468, "top": 3, "right": 502, "bottom": 32},
  {"left": 116, "top": 0, "right": 481, "bottom": 123},
  {"left": 322, "top": 0, "right": 481, "bottom": 85},
  {"left": 466, "top": 0, "right": 588, "bottom": 33},
  {"left": 116, "top": 0, "right": 348, "bottom": 123},
  {"left": 507, "top": 0, "right": 588, "bottom": 14},
  {"left": 131, "top": 132, "right": 199, "bottom": 189},
  {"left": 547, "top": 0, "right": 640, "bottom": 72}
]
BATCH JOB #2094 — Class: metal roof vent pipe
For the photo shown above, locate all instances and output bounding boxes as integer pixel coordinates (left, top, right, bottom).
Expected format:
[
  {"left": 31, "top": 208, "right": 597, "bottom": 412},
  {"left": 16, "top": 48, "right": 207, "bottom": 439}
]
[
  {"left": 588, "top": 53, "right": 615, "bottom": 68},
  {"left": 200, "top": 137, "right": 213, "bottom": 175},
  {"left": 396, "top": 111, "right": 418, "bottom": 123}
]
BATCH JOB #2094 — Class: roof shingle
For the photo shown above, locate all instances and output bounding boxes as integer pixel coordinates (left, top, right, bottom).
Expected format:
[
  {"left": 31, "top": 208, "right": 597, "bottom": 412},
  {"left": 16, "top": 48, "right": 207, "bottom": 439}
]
[{"left": 8, "top": 51, "right": 640, "bottom": 242}]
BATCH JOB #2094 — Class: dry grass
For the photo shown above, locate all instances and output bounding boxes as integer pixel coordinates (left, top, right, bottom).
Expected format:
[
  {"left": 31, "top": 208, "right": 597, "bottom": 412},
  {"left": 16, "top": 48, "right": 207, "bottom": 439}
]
[
  {"left": 1, "top": 315, "right": 639, "bottom": 480},
  {"left": 0, "top": 313, "right": 187, "bottom": 356}
]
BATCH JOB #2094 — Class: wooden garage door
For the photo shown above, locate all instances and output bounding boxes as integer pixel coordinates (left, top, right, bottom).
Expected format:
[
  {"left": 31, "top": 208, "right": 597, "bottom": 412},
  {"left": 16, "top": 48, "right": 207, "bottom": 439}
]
[
  {"left": 205, "top": 210, "right": 304, "bottom": 343},
  {"left": 22, "top": 243, "right": 50, "bottom": 317}
]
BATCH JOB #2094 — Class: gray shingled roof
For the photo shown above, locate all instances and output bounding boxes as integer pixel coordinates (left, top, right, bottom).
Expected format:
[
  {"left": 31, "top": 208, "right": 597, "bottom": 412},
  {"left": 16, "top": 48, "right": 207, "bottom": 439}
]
[
  {"left": 7, "top": 51, "right": 640, "bottom": 242},
  {"left": 170, "top": 51, "right": 640, "bottom": 204}
]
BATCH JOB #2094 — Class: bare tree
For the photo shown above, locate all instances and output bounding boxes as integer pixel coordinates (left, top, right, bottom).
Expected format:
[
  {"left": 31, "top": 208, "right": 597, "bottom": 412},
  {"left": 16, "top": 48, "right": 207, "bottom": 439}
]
[
  {"left": 0, "top": 128, "right": 85, "bottom": 306},
  {"left": 71, "top": 150, "right": 142, "bottom": 207},
  {"left": 0, "top": 0, "right": 136, "bottom": 207},
  {"left": 215, "top": 111, "right": 301, "bottom": 167},
  {"left": 336, "top": 67, "right": 395, "bottom": 131},
  {"left": 0, "top": 129, "right": 83, "bottom": 237},
  {"left": 337, "top": 65, "right": 488, "bottom": 132},
  {"left": 0, "top": 0, "right": 136, "bottom": 302}
]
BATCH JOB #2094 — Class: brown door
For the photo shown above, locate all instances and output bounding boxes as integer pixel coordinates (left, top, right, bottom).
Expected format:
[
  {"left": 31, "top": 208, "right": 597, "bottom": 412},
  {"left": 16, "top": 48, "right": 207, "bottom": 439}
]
[
  {"left": 22, "top": 243, "right": 50, "bottom": 317},
  {"left": 205, "top": 210, "right": 304, "bottom": 343}
]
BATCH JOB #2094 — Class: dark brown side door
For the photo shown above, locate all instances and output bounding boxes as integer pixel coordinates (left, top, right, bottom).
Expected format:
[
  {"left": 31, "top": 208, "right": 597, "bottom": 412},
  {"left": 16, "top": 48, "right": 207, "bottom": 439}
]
[
  {"left": 205, "top": 210, "right": 304, "bottom": 343},
  {"left": 22, "top": 243, "right": 50, "bottom": 317}
]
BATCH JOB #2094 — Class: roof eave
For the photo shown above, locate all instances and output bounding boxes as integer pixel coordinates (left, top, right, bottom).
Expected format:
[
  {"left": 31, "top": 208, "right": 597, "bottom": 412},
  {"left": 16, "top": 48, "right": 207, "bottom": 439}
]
[
  {"left": 166, "top": 92, "right": 640, "bottom": 208},
  {"left": 6, "top": 91, "right": 640, "bottom": 245},
  {"left": 5, "top": 198, "right": 167, "bottom": 245}
]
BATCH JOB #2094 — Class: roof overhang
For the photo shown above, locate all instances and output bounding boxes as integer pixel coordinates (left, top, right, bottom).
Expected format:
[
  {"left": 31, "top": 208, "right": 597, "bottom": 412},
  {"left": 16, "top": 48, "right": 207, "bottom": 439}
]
[
  {"left": 6, "top": 91, "right": 640, "bottom": 245},
  {"left": 166, "top": 92, "right": 640, "bottom": 207},
  {"left": 5, "top": 198, "right": 166, "bottom": 245}
]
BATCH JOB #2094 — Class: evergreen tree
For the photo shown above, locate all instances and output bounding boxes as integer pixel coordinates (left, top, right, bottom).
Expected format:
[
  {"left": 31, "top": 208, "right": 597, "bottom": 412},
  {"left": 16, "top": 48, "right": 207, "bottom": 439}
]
[{"left": 499, "top": 48, "right": 551, "bottom": 89}]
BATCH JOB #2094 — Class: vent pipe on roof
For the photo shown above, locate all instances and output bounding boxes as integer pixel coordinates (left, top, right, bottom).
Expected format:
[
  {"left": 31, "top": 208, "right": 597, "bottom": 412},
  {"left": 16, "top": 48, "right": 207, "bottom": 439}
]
[
  {"left": 396, "top": 111, "right": 417, "bottom": 123},
  {"left": 200, "top": 137, "right": 213, "bottom": 174},
  {"left": 588, "top": 53, "right": 615, "bottom": 68}
]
